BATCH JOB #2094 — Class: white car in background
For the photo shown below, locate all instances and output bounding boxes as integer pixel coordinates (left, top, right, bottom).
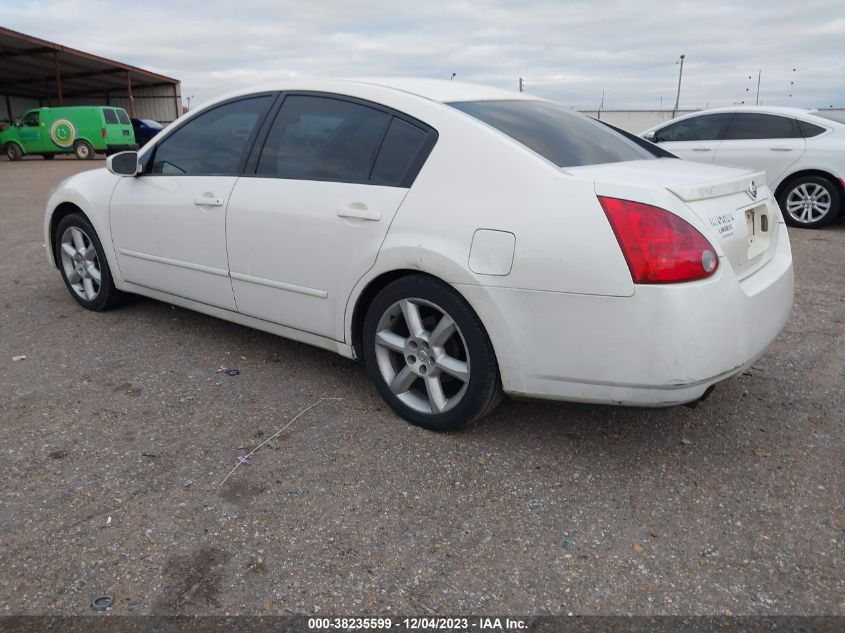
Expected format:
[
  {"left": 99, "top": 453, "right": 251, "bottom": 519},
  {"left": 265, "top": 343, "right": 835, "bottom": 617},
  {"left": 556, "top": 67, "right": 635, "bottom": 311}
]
[
  {"left": 642, "top": 107, "right": 845, "bottom": 228},
  {"left": 44, "top": 79, "right": 793, "bottom": 431}
]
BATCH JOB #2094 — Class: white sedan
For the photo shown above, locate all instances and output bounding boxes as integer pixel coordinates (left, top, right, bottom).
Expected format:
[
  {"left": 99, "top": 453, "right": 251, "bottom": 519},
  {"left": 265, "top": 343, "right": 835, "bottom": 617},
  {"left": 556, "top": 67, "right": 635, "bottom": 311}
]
[
  {"left": 641, "top": 106, "right": 845, "bottom": 228},
  {"left": 44, "top": 79, "right": 794, "bottom": 430}
]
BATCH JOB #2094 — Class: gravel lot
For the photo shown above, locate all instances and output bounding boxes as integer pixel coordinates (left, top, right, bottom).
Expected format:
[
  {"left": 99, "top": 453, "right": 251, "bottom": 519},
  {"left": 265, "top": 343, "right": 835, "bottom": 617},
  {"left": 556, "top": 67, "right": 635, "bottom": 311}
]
[{"left": 0, "top": 157, "right": 842, "bottom": 616}]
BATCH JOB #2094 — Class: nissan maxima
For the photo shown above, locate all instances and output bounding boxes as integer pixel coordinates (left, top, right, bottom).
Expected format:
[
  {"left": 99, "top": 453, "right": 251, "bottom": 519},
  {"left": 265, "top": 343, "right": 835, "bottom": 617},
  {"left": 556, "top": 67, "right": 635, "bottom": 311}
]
[{"left": 44, "top": 79, "right": 794, "bottom": 431}]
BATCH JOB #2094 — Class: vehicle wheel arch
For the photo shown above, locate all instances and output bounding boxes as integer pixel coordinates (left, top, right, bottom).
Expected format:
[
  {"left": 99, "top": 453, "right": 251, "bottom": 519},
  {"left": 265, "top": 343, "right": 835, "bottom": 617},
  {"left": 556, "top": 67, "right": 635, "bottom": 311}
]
[
  {"left": 49, "top": 202, "right": 89, "bottom": 267},
  {"left": 4, "top": 141, "right": 24, "bottom": 157},
  {"left": 350, "top": 269, "right": 491, "bottom": 363},
  {"left": 775, "top": 169, "right": 845, "bottom": 215}
]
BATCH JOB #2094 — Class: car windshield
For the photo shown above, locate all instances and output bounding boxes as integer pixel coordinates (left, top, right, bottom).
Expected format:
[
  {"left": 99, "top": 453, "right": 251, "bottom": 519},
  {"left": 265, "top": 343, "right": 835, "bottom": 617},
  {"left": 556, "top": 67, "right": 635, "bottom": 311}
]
[{"left": 449, "top": 100, "right": 655, "bottom": 167}]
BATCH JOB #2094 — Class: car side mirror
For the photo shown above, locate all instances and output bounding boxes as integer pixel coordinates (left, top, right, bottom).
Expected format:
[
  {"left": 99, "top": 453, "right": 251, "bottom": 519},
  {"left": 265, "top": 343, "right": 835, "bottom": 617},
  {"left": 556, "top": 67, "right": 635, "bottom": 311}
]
[
  {"left": 107, "top": 151, "right": 140, "bottom": 176},
  {"left": 643, "top": 131, "right": 657, "bottom": 142}
]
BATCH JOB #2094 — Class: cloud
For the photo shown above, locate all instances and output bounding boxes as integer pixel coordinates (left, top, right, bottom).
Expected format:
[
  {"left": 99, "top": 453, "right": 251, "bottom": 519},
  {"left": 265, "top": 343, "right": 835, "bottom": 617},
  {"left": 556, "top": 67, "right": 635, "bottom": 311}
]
[{"left": 2, "top": 0, "right": 843, "bottom": 109}]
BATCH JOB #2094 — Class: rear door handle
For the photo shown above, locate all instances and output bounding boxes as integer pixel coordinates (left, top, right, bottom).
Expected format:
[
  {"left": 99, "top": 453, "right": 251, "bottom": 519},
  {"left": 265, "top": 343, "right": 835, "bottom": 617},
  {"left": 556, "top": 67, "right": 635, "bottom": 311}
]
[
  {"left": 194, "top": 194, "right": 224, "bottom": 207},
  {"left": 770, "top": 146, "right": 793, "bottom": 151},
  {"left": 337, "top": 205, "right": 381, "bottom": 221},
  {"left": 691, "top": 147, "right": 712, "bottom": 152}
]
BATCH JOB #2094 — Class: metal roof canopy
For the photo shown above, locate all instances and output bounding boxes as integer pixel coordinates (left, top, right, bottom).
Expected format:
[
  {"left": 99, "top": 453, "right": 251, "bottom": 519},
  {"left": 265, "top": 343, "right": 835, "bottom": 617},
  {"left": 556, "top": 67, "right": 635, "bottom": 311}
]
[{"left": 0, "top": 26, "right": 179, "bottom": 116}]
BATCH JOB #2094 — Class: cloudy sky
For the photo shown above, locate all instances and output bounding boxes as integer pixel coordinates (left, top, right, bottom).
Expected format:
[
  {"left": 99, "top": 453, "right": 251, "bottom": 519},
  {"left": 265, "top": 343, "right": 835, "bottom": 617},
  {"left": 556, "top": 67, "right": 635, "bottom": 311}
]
[{"left": 2, "top": 0, "right": 843, "bottom": 110}]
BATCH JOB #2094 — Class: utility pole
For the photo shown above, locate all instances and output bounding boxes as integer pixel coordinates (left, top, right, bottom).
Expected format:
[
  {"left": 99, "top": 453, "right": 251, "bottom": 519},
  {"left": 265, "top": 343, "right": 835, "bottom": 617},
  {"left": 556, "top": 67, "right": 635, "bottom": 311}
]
[
  {"left": 518, "top": 77, "right": 524, "bottom": 92},
  {"left": 672, "top": 54, "right": 685, "bottom": 118},
  {"left": 598, "top": 89, "right": 605, "bottom": 119},
  {"left": 755, "top": 69, "right": 761, "bottom": 105}
]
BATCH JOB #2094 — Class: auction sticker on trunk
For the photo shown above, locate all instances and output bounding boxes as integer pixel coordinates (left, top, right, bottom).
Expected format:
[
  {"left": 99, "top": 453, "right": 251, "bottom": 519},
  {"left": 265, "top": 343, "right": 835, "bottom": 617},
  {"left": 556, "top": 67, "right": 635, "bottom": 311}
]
[{"left": 710, "top": 212, "right": 736, "bottom": 238}]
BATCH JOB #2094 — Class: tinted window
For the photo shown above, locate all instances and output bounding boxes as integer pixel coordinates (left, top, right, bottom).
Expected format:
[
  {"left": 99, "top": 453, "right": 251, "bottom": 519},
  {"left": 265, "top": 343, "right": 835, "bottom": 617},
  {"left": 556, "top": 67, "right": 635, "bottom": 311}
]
[
  {"left": 597, "top": 120, "right": 678, "bottom": 158},
  {"left": 450, "top": 100, "right": 653, "bottom": 167},
  {"left": 152, "top": 96, "right": 272, "bottom": 176},
  {"left": 257, "top": 96, "right": 390, "bottom": 182},
  {"left": 103, "top": 109, "right": 119, "bottom": 124},
  {"left": 116, "top": 109, "right": 131, "bottom": 125},
  {"left": 798, "top": 120, "right": 826, "bottom": 138},
  {"left": 21, "top": 111, "right": 39, "bottom": 127},
  {"left": 723, "top": 113, "right": 800, "bottom": 140},
  {"left": 371, "top": 118, "right": 428, "bottom": 185},
  {"left": 654, "top": 113, "right": 733, "bottom": 142}
]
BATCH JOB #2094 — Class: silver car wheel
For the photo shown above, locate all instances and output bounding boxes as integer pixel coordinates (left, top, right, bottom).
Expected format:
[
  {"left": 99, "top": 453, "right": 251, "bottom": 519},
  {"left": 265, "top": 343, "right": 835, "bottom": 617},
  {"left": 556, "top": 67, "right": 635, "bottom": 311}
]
[
  {"left": 60, "top": 226, "right": 101, "bottom": 301},
  {"left": 785, "top": 183, "right": 832, "bottom": 224},
  {"left": 373, "top": 298, "right": 471, "bottom": 415}
]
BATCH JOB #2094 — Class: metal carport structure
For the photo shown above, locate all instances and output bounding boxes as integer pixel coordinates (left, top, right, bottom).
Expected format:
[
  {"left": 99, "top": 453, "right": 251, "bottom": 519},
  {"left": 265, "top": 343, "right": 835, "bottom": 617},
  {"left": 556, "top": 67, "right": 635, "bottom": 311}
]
[{"left": 0, "top": 26, "right": 182, "bottom": 125}]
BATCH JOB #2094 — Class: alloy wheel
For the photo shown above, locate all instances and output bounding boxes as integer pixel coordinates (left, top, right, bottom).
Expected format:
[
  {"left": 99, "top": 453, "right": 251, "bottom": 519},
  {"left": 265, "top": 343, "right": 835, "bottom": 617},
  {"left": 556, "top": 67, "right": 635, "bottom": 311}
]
[
  {"left": 60, "top": 226, "right": 102, "bottom": 301},
  {"left": 785, "top": 183, "right": 832, "bottom": 224},
  {"left": 373, "top": 298, "right": 470, "bottom": 415}
]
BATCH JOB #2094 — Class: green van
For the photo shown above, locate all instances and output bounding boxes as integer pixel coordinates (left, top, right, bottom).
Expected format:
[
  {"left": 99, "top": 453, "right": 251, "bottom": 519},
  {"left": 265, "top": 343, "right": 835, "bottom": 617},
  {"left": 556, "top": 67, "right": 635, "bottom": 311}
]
[{"left": 1, "top": 106, "right": 137, "bottom": 161}]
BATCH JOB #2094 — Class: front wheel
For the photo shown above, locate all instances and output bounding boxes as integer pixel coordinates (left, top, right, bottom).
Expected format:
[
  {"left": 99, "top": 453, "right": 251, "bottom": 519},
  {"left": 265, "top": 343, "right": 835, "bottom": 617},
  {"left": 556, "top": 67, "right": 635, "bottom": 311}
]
[
  {"left": 362, "top": 275, "right": 502, "bottom": 431},
  {"left": 73, "top": 140, "right": 94, "bottom": 160},
  {"left": 55, "top": 213, "right": 128, "bottom": 311},
  {"left": 778, "top": 176, "right": 841, "bottom": 228},
  {"left": 6, "top": 143, "right": 22, "bottom": 161}
]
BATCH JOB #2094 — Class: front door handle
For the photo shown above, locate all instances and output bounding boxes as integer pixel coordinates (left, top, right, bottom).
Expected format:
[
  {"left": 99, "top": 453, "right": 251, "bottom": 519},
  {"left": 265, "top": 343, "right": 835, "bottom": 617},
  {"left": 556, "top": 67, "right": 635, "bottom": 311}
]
[
  {"left": 770, "top": 146, "right": 793, "bottom": 151},
  {"left": 691, "top": 147, "right": 712, "bottom": 152},
  {"left": 194, "top": 194, "right": 224, "bottom": 207},
  {"left": 337, "top": 204, "right": 381, "bottom": 221}
]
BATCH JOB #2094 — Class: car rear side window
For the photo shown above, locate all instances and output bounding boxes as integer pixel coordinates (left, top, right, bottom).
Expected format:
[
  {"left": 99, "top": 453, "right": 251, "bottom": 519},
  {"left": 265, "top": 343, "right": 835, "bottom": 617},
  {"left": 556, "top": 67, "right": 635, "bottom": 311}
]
[
  {"left": 257, "top": 95, "right": 390, "bottom": 182},
  {"left": 103, "top": 109, "right": 119, "bottom": 124},
  {"left": 371, "top": 118, "right": 429, "bottom": 186},
  {"left": 116, "top": 109, "right": 131, "bottom": 125},
  {"left": 654, "top": 113, "right": 734, "bottom": 142},
  {"left": 723, "top": 113, "right": 801, "bottom": 140},
  {"left": 151, "top": 95, "right": 272, "bottom": 176},
  {"left": 449, "top": 100, "right": 654, "bottom": 167},
  {"left": 798, "top": 120, "right": 826, "bottom": 138}
]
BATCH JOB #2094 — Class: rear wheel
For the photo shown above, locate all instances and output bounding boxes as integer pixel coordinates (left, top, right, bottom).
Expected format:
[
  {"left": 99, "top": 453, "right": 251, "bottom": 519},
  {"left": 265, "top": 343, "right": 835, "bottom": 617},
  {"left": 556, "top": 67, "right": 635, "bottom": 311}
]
[
  {"left": 362, "top": 275, "right": 502, "bottom": 431},
  {"left": 778, "top": 175, "right": 841, "bottom": 228},
  {"left": 6, "top": 143, "right": 22, "bottom": 161},
  {"left": 73, "top": 140, "right": 94, "bottom": 160},
  {"left": 55, "top": 213, "right": 128, "bottom": 311}
]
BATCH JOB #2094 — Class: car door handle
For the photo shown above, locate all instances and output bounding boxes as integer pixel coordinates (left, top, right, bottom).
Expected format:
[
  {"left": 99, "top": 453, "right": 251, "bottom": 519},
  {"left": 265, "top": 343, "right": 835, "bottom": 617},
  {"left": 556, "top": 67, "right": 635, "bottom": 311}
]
[
  {"left": 337, "top": 205, "right": 381, "bottom": 221},
  {"left": 691, "top": 147, "right": 712, "bottom": 152},
  {"left": 193, "top": 194, "right": 224, "bottom": 207},
  {"left": 770, "top": 146, "right": 793, "bottom": 151}
]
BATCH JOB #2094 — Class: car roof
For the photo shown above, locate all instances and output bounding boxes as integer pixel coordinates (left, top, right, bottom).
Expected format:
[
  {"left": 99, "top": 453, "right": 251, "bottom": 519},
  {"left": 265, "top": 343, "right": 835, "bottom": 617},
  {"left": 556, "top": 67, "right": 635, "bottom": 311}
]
[
  {"left": 684, "top": 105, "right": 813, "bottom": 117},
  {"left": 205, "top": 77, "right": 535, "bottom": 109}
]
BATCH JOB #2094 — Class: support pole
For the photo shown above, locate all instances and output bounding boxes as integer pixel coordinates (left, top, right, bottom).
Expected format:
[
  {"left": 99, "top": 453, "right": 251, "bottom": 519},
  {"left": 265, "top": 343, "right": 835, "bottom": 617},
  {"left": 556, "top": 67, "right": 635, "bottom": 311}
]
[
  {"left": 126, "top": 71, "right": 134, "bottom": 117},
  {"left": 4, "top": 93, "right": 12, "bottom": 123},
  {"left": 54, "top": 51, "right": 63, "bottom": 105},
  {"left": 672, "top": 54, "right": 685, "bottom": 118},
  {"left": 173, "top": 83, "right": 180, "bottom": 119}
]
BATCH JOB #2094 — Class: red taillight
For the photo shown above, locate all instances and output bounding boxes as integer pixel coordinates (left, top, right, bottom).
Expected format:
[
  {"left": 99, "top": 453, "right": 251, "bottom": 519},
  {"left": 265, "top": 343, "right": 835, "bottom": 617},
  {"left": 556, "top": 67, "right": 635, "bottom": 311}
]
[
  {"left": 101, "top": 127, "right": 107, "bottom": 138},
  {"left": 598, "top": 196, "right": 719, "bottom": 284}
]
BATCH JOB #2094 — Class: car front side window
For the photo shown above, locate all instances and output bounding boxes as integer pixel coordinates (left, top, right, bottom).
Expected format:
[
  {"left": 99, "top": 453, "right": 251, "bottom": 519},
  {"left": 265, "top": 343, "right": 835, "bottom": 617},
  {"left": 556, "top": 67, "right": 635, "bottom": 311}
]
[
  {"left": 654, "top": 113, "right": 733, "bottom": 142},
  {"left": 150, "top": 95, "right": 273, "bottom": 176},
  {"left": 21, "top": 112, "right": 39, "bottom": 127}
]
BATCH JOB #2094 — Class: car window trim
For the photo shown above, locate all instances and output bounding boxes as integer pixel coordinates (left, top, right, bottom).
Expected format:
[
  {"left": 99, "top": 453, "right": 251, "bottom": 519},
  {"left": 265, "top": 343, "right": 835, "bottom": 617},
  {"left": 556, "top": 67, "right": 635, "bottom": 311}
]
[
  {"left": 140, "top": 92, "right": 281, "bottom": 177},
  {"left": 242, "top": 90, "right": 439, "bottom": 188}
]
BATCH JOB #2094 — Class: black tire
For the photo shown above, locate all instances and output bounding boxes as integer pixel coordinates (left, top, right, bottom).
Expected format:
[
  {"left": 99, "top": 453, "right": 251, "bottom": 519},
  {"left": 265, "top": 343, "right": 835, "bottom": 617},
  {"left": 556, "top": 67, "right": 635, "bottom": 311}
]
[
  {"left": 42, "top": 153, "right": 55, "bottom": 160},
  {"left": 6, "top": 143, "right": 22, "bottom": 161},
  {"left": 54, "top": 212, "right": 128, "bottom": 311},
  {"left": 778, "top": 175, "right": 841, "bottom": 229},
  {"left": 362, "top": 275, "right": 502, "bottom": 431},
  {"left": 73, "top": 140, "right": 94, "bottom": 160}
]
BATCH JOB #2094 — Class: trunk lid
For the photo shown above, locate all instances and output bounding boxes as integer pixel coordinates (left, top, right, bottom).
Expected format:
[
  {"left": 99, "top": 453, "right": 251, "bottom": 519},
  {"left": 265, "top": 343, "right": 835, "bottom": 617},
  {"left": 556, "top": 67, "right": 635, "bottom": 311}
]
[{"left": 566, "top": 159, "right": 782, "bottom": 281}]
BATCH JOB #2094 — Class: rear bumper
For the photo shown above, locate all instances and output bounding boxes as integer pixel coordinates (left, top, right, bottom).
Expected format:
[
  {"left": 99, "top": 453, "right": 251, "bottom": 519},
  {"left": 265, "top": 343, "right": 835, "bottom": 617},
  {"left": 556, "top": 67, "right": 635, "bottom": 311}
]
[
  {"left": 457, "top": 223, "right": 794, "bottom": 406},
  {"left": 106, "top": 143, "right": 138, "bottom": 153}
]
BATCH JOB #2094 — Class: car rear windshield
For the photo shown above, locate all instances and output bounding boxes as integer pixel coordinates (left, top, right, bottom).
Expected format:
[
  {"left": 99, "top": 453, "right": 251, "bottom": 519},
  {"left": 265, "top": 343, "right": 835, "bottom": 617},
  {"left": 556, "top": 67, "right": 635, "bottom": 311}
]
[
  {"left": 449, "top": 100, "right": 655, "bottom": 167},
  {"left": 117, "top": 109, "right": 131, "bottom": 125}
]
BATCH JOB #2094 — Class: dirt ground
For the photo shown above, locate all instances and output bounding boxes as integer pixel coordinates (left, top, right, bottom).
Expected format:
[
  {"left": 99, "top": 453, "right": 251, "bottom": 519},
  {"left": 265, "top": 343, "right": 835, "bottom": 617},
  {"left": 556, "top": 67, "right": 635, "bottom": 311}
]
[{"left": 0, "top": 157, "right": 842, "bottom": 616}]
